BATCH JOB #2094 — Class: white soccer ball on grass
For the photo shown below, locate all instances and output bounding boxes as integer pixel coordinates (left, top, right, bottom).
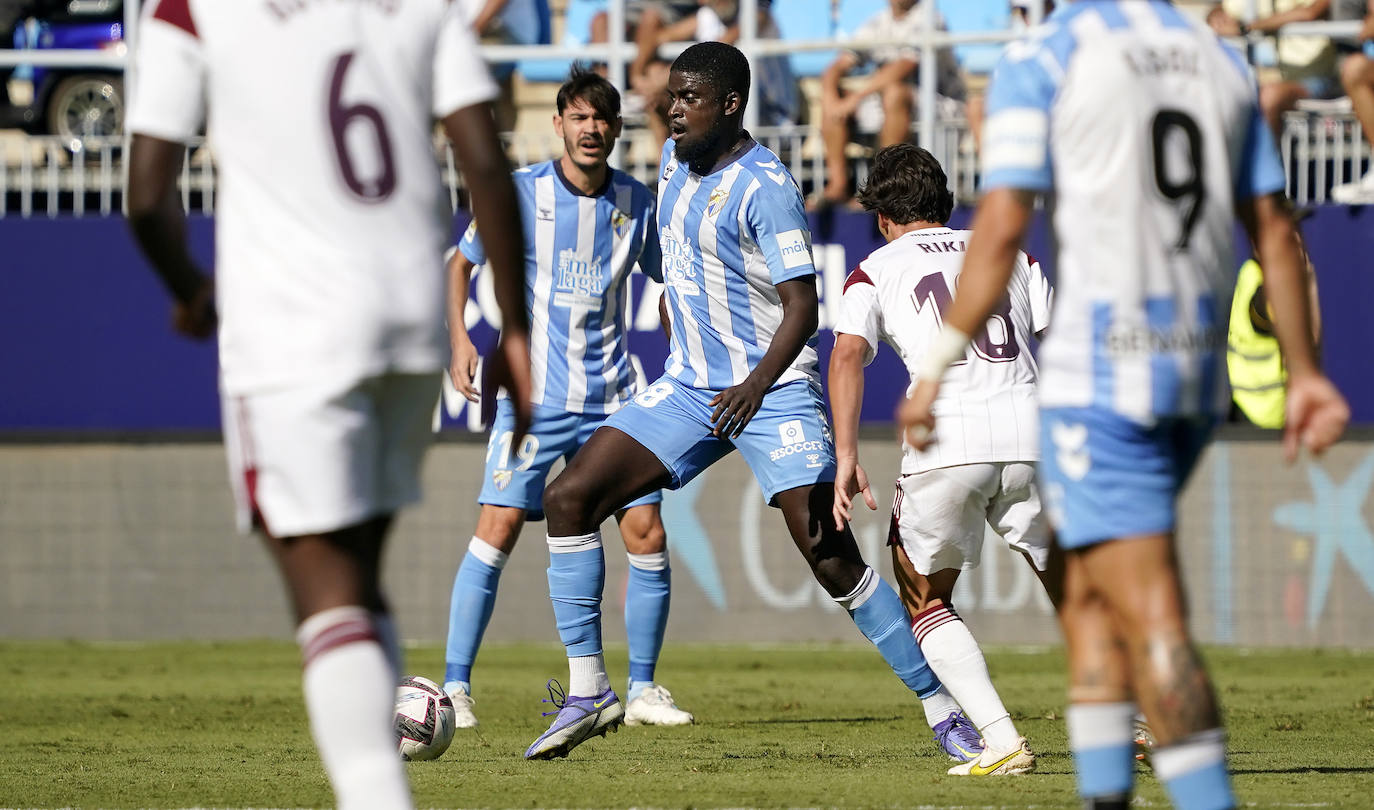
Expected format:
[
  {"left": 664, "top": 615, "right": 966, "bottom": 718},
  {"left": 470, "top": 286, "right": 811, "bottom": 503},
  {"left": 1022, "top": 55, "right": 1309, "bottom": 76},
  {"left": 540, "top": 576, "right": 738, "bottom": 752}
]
[{"left": 394, "top": 675, "right": 456, "bottom": 761}]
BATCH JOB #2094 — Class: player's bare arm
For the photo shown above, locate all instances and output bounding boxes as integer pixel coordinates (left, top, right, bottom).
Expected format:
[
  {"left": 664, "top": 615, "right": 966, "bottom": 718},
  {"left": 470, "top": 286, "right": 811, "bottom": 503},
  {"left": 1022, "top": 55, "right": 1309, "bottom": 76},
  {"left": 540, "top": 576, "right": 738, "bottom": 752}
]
[
  {"left": 658, "top": 292, "right": 671, "bottom": 340},
  {"left": 1238, "top": 192, "right": 1350, "bottom": 459},
  {"left": 443, "top": 102, "right": 532, "bottom": 437},
  {"left": 127, "top": 134, "right": 215, "bottom": 340},
  {"left": 828, "top": 332, "right": 878, "bottom": 529},
  {"left": 445, "top": 250, "right": 481, "bottom": 402},
  {"left": 897, "top": 187, "right": 1034, "bottom": 447},
  {"left": 709, "top": 276, "right": 820, "bottom": 438}
]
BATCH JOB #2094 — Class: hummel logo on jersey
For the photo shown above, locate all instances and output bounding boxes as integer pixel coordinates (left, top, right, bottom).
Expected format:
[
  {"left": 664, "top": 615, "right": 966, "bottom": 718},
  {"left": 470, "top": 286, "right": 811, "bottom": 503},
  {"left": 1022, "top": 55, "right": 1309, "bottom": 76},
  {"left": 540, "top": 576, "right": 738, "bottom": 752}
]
[
  {"left": 662, "top": 163, "right": 676, "bottom": 182},
  {"left": 1051, "top": 422, "right": 1091, "bottom": 481},
  {"left": 537, "top": 207, "right": 554, "bottom": 221},
  {"left": 764, "top": 169, "right": 788, "bottom": 186}
]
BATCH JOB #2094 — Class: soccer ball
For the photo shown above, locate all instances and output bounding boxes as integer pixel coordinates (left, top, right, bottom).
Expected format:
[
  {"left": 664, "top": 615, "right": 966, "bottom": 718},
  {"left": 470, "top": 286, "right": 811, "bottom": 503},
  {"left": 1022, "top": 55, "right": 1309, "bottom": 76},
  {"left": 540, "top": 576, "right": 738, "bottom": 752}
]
[{"left": 394, "top": 675, "right": 456, "bottom": 761}]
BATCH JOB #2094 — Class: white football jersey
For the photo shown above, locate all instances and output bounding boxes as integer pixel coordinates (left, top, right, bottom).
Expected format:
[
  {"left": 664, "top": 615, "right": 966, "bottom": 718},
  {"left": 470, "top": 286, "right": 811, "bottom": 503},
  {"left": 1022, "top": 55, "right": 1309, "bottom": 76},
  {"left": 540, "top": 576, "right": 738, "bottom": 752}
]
[
  {"left": 834, "top": 227, "right": 1052, "bottom": 473},
  {"left": 127, "top": 0, "right": 499, "bottom": 395},
  {"left": 980, "top": 1, "right": 1286, "bottom": 425}
]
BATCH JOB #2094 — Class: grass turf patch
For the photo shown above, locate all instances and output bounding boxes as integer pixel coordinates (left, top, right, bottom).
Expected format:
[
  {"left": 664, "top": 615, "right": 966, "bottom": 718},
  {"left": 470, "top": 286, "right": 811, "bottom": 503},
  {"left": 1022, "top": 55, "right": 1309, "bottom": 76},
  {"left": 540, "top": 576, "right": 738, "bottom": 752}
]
[{"left": 0, "top": 641, "right": 1370, "bottom": 808}]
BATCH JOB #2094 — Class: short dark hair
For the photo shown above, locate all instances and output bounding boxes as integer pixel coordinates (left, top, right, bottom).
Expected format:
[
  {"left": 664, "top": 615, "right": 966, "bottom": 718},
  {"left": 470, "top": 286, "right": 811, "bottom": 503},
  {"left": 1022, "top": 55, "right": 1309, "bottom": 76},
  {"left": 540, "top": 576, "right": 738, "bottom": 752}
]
[
  {"left": 671, "top": 41, "right": 751, "bottom": 109},
  {"left": 556, "top": 64, "right": 620, "bottom": 120},
  {"left": 855, "top": 143, "right": 953, "bottom": 225}
]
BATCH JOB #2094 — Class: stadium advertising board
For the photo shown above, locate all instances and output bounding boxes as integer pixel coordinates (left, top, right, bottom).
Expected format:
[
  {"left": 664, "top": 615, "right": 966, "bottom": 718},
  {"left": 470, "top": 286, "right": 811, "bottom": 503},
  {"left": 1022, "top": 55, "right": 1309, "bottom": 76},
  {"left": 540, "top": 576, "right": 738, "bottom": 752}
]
[
  {"left": 2, "top": 205, "right": 1371, "bottom": 432},
  {"left": 3, "top": 438, "right": 1372, "bottom": 647}
]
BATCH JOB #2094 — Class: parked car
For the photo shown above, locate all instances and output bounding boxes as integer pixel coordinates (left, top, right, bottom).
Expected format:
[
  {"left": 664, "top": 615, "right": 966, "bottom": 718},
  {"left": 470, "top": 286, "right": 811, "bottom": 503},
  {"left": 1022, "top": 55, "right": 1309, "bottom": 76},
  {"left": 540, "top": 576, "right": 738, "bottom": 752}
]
[{"left": 1, "top": 0, "right": 125, "bottom": 142}]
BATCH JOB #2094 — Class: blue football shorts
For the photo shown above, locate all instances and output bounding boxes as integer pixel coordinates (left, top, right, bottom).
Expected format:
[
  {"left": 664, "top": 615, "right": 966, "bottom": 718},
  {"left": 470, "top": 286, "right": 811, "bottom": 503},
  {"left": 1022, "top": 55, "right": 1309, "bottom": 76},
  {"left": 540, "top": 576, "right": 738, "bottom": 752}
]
[
  {"left": 479, "top": 399, "right": 661, "bottom": 520},
  {"left": 1038, "top": 406, "right": 1215, "bottom": 549},
  {"left": 602, "top": 376, "right": 838, "bottom": 506}
]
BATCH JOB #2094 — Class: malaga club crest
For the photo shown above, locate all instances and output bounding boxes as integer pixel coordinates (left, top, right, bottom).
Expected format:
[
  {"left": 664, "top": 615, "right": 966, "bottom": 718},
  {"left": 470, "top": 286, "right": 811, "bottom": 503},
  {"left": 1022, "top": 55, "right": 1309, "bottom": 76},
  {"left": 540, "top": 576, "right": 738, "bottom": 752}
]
[
  {"left": 611, "top": 209, "right": 630, "bottom": 239},
  {"left": 492, "top": 469, "right": 513, "bottom": 491},
  {"left": 706, "top": 186, "right": 730, "bottom": 218}
]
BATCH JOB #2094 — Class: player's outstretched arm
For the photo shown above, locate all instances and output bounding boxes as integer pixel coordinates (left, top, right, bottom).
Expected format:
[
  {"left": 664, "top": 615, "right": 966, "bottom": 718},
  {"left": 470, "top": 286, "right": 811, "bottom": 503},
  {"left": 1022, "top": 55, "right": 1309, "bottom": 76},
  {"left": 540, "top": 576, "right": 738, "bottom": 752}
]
[
  {"left": 126, "top": 134, "right": 215, "bottom": 340},
  {"left": 445, "top": 250, "right": 481, "bottom": 403},
  {"left": 709, "top": 276, "right": 819, "bottom": 438},
  {"left": 829, "top": 333, "right": 878, "bottom": 529},
  {"left": 897, "top": 187, "right": 1034, "bottom": 448},
  {"left": 443, "top": 102, "right": 532, "bottom": 438},
  {"left": 1238, "top": 192, "right": 1349, "bottom": 460}
]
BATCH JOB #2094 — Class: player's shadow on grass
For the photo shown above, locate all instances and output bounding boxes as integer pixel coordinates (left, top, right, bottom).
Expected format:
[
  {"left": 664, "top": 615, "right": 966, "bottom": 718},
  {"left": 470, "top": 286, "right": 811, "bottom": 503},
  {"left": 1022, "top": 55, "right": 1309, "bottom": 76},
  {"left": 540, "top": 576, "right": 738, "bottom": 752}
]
[
  {"left": 736, "top": 715, "right": 905, "bottom": 725},
  {"left": 1230, "top": 766, "right": 1374, "bottom": 775}
]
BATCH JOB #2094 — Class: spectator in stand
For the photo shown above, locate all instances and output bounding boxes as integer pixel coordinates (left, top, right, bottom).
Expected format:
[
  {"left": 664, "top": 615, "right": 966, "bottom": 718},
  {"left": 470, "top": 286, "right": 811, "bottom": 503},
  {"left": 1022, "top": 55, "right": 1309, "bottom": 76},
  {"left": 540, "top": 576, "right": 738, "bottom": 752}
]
[
  {"left": 1332, "top": 2, "right": 1374, "bottom": 202},
  {"left": 1208, "top": 0, "right": 1344, "bottom": 134},
  {"left": 459, "top": 0, "right": 551, "bottom": 130},
  {"left": 632, "top": 0, "right": 801, "bottom": 143},
  {"left": 590, "top": 0, "right": 700, "bottom": 86},
  {"left": 816, "top": 0, "right": 965, "bottom": 207}
]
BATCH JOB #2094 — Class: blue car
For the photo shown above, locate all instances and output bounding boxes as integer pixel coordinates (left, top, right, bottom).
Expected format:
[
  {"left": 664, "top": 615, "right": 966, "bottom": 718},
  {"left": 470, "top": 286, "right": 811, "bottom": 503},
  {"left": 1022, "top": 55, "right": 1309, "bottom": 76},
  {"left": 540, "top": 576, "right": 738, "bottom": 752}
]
[{"left": 2, "top": 0, "right": 125, "bottom": 141}]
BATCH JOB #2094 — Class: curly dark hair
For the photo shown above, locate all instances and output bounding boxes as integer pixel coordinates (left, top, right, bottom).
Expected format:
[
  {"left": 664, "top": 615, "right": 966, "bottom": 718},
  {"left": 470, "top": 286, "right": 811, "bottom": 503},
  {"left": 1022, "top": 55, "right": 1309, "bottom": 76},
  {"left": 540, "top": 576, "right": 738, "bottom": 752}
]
[
  {"left": 855, "top": 143, "right": 954, "bottom": 225},
  {"left": 670, "top": 41, "right": 751, "bottom": 111},
  {"left": 556, "top": 64, "right": 621, "bottom": 120}
]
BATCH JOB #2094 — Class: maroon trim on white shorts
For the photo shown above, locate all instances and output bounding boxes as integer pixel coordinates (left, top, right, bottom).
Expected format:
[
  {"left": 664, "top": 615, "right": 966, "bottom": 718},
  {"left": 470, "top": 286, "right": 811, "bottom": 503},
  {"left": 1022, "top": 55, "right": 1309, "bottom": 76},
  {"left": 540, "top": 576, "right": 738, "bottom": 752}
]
[{"left": 151, "top": 0, "right": 198, "bottom": 37}]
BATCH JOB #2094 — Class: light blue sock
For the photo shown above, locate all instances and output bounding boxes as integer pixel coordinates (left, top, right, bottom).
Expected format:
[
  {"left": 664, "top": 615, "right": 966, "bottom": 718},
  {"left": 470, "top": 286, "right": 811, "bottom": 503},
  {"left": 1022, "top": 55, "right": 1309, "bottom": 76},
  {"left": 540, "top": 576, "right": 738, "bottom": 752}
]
[
  {"left": 1154, "top": 729, "right": 1235, "bottom": 810},
  {"left": 443, "top": 538, "right": 508, "bottom": 689},
  {"left": 840, "top": 568, "right": 941, "bottom": 698},
  {"left": 547, "top": 532, "right": 606, "bottom": 657},
  {"left": 626, "top": 551, "right": 670, "bottom": 698},
  {"left": 1067, "top": 702, "right": 1137, "bottom": 801}
]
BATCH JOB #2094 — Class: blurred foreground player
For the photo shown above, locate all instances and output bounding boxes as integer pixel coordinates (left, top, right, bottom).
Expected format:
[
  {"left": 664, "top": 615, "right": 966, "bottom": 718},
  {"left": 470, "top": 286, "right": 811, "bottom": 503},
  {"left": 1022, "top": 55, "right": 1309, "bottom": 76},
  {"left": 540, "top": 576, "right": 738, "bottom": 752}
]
[
  {"left": 125, "top": 2, "right": 531, "bottom": 808},
  {"left": 441, "top": 67, "right": 693, "bottom": 729},
  {"left": 897, "top": 2, "right": 1348, "bottom": 808},
  {"left": 523, "top": 42, "right": 979, "bottom": 763},
  {"left": 830, "top": 143, "right": 1062, "bottom": 777}
]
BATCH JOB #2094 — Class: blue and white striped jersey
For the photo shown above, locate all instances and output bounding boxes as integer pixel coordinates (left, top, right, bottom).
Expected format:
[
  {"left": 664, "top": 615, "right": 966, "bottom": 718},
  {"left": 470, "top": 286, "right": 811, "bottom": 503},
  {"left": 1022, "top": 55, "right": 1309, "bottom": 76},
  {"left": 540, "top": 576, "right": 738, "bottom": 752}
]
[
  {"left": 656, "top": 139, "right": 820, "bottom": 390},
  {"left": 460, "top": 160, "right": 661, "bottom": 414},
  {"left": 980, "top": 0, "right": 1286, "bottom": 425}
]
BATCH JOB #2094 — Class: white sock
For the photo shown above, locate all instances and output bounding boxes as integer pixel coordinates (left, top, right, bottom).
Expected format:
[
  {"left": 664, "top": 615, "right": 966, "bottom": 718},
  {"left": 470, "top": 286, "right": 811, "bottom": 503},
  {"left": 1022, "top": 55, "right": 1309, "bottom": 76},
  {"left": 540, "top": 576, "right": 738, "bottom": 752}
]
[
  {"left": 913, "top": 603, "right": 1019, "bottom": 749},
  {"left": 469, "top": 536, "right": 510, "bottom": 569},
  {"left": 832, "top": 566, "right": 880, "bottom": 611},
  {"left": 1152, "top": 728, "right": 1228, "bottom": 782},
  {"left": 920, "top": 685, "right": 962, "bottom": 728},
  {"left": 569, "top": 653, "right": 611, "bottom": 697},
  {"left": 297, "top": 606, "right": 413, "bottom": 810}
]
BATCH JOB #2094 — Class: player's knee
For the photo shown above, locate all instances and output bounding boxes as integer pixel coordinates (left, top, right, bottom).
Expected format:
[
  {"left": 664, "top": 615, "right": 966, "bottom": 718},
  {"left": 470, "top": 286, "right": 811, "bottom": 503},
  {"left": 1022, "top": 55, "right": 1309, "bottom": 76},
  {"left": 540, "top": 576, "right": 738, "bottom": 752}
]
[
  {"left": 811, "top": 554, "right": 866, "bottom": 598},
  {"left": 622, "top": 516, "right": 666, "bottom": 555}
]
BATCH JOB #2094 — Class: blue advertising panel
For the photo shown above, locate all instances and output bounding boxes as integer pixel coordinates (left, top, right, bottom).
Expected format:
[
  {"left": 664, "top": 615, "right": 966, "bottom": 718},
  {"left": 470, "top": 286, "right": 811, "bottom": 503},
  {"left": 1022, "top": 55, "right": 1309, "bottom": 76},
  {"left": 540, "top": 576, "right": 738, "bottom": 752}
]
[{"left": 1, "top": 205, "right": 1370, "bottom": 433}]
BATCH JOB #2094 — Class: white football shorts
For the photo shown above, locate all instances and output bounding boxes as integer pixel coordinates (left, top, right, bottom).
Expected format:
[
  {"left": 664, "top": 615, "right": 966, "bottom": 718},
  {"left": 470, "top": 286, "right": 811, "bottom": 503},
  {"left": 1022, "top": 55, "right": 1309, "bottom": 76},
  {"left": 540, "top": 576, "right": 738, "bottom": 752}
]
[
  {"left": 888, "top": 461, "right": 1050, "bottom": 575},
  {"left": 222, "top": 372, "right": 440, "bottom": 537}
]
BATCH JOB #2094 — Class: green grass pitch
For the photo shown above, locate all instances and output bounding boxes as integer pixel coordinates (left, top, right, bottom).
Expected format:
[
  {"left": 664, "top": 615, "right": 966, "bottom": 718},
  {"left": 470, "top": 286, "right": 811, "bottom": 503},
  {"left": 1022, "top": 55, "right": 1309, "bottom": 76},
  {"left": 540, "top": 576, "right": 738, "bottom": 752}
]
[{"left": 1, "top": 641, "right": 1370, "bottom": 808}]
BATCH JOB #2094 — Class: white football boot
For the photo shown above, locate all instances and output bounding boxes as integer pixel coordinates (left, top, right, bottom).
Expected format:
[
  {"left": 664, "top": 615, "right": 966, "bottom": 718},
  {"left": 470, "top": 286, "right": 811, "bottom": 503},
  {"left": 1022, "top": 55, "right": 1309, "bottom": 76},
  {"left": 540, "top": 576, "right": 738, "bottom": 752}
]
[
  {"left": 443, "top": 682, "right": 479, "bottom": 729},
  {"left": 624, "top": 684, "right": 695, "bottom": 726},
  {"left": 947, "top": 737, "right": 1036, "bottom": 776}
]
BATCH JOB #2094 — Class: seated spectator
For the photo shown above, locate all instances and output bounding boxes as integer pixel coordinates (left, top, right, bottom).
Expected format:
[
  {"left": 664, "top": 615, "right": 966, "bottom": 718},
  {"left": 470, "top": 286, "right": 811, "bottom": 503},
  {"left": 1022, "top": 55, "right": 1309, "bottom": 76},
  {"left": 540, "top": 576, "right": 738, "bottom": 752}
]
[
  {"left": 632, "top": 0, "right": 801, "bottom": 142},
  {"left": 817, "top": 0, "right": 965, "bottom": 207},
  {"left": 459, "top": 0, "right": 551, "bottom": 130},
  {"left": 1208, "top": 0, "right": 1342, "bottom": 134},
  {"left": 589, "top": 0, "right": 701, "bottom": 81},
  {"left": 1332, "top": 2, "right": 1374, "bottom": 202}
]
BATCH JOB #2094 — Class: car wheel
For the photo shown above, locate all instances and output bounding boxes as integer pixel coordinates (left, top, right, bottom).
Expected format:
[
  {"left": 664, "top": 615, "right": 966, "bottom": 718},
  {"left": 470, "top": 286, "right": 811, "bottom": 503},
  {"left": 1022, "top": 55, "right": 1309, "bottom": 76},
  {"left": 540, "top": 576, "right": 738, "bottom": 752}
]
[{"left": 46, "top": 74, "right": 124, "bottom": 143}]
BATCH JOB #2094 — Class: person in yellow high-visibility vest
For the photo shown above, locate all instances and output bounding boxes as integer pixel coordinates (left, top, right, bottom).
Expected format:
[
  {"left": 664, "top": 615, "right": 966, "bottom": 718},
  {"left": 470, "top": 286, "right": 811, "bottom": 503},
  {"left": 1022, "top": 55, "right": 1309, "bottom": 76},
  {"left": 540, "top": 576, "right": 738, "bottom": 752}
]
[{"left": 1227, "top": 217, "right": 1321, "bottom": 427}]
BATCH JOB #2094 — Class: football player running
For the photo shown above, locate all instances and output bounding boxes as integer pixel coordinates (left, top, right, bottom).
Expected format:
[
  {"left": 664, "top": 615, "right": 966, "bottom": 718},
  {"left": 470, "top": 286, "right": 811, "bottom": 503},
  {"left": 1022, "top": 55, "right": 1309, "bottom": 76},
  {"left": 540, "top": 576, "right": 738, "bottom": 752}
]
[
  {"left": 830, "top": 142, "right": 1064, "bottom": 777},
  {"left": 897, "top": 2, "right": 1348, "bottom": 808}
]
